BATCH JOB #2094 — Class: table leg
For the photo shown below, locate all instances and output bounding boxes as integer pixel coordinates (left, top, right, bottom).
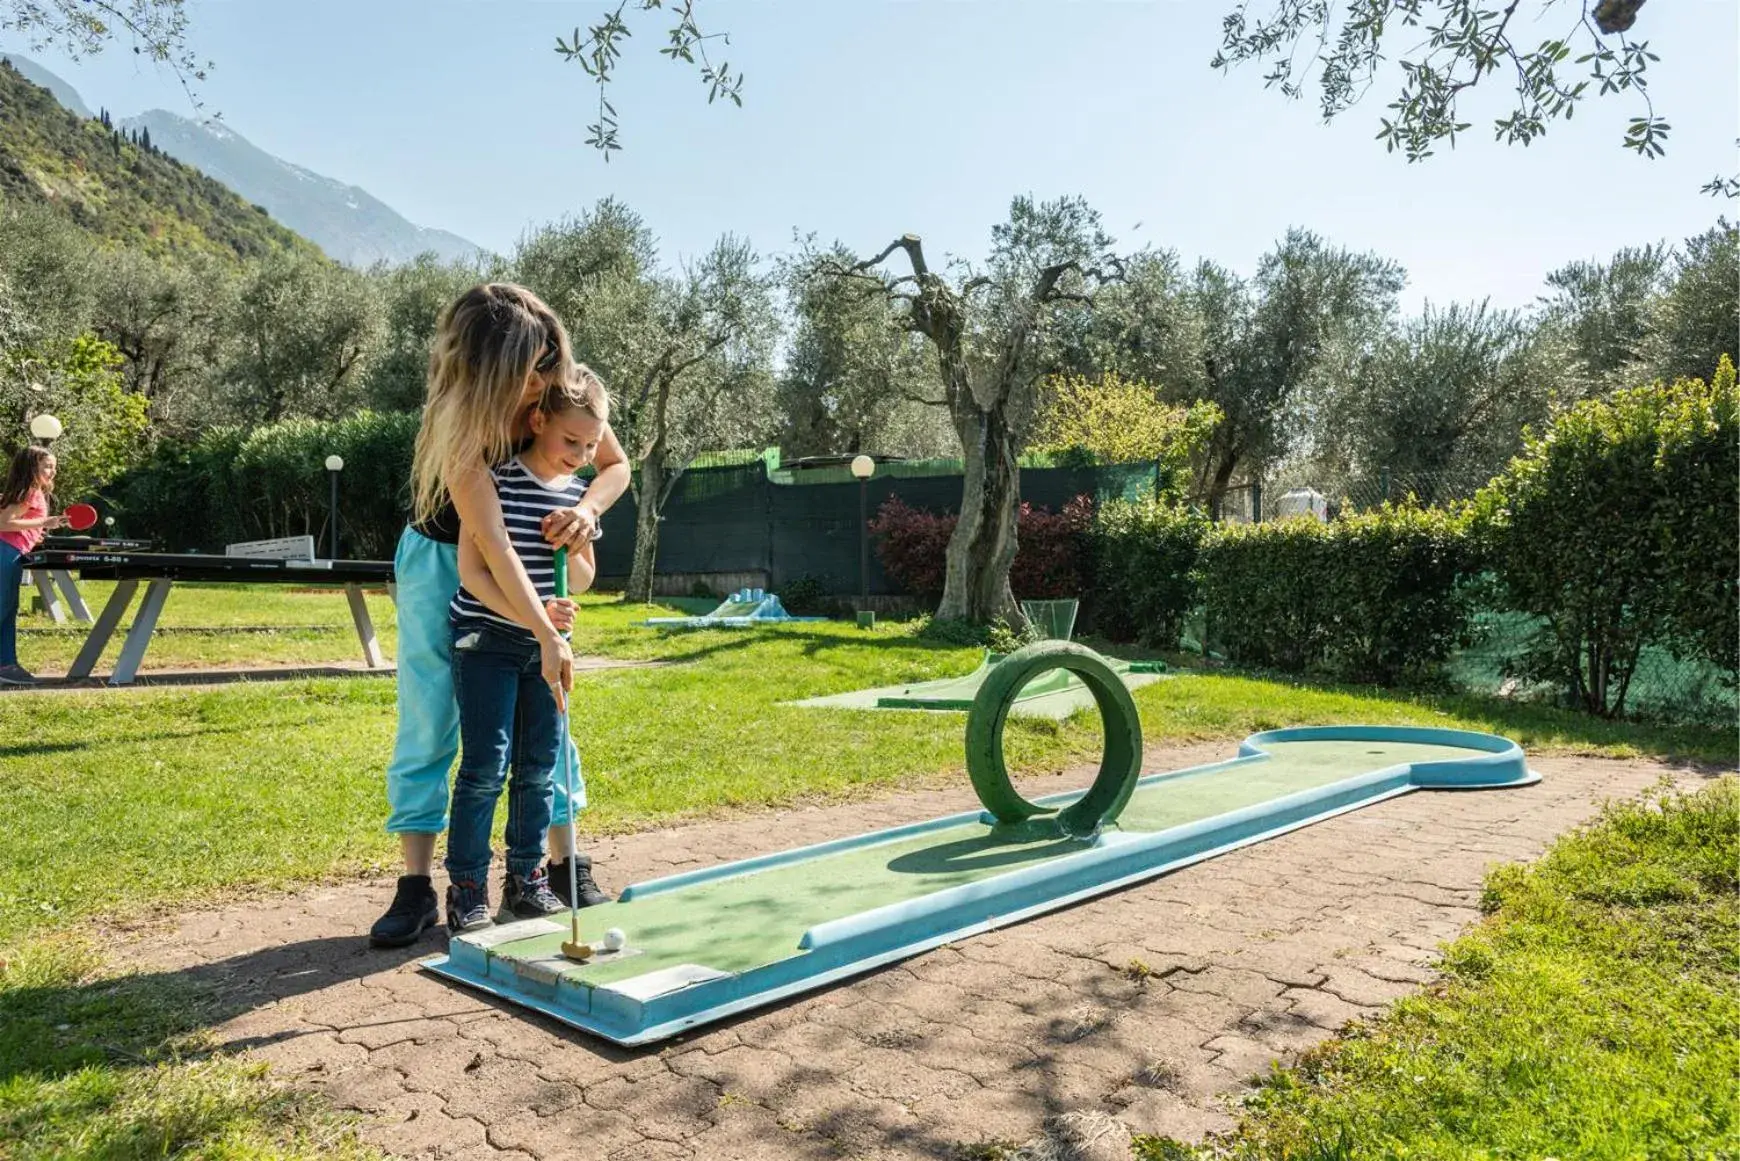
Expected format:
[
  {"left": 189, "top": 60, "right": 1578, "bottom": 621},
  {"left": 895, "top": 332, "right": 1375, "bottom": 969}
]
[
  {"left": 52, "top": 570, "right": 92, "bottom": 624},
  {"left": 69, "top": 579, "right": 138, "bottom": 679},
  {"left": 31, "top": 571, "right": 66, "bottom": 624},
  {"left": 108, "top": 578, "right": 172, "bottom": 686},
  {"left": 347, "top": 583, "right": 386, "bottom": 668}
]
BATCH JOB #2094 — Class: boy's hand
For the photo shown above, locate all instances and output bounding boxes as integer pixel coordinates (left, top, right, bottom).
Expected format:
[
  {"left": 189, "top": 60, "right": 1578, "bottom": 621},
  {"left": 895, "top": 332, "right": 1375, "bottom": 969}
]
[{"left": 545, "top": 597, "right": 577, "bottom": 633}]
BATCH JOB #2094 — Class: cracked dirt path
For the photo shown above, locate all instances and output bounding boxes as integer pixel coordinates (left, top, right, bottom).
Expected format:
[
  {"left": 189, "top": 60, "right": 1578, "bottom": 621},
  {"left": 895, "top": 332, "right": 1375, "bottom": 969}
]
[{"left": 108, "top": 746, "right": 1716, "bottom": 1160}]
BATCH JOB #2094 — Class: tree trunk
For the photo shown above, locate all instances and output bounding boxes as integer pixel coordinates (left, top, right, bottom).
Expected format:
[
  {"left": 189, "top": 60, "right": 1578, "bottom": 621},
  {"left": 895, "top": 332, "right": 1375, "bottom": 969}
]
[
  {"left": 1206, "top": 452, "right": 1240, "bottom": 521},
  {"left": 936, "top": 404, "right": 1024, "bottom": 626},
  {"left": 626, "top": 451, "right": 664, "bottom": 603},
  {"left": 625, "top": 375, "right": 675, "bottom": 604}
]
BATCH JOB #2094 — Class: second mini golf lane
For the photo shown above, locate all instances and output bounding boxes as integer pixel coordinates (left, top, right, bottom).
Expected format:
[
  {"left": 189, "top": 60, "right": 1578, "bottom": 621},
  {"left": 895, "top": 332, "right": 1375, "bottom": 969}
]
[{"left": 476, "top": 737, "right": 1486, "bottom": 989}]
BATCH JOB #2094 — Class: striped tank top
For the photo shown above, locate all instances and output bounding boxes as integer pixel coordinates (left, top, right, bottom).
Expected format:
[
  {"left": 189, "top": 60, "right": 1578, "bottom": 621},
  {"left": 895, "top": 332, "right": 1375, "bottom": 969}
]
[{"left": 449, "top": 457, "right": 588, "bottom": 642}]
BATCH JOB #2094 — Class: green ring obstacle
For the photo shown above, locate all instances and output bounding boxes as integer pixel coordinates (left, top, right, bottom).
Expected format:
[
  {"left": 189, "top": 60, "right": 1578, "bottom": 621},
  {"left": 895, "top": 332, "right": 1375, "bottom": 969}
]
[{"left": 965, "top": 640, "right": 1145, "bottom": 836}]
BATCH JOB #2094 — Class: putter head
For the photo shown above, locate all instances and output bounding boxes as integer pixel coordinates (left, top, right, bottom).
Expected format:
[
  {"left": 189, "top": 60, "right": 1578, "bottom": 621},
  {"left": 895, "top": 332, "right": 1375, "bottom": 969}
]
[{"left": 560, "top": 940, "right": 593, "bottom": 962}]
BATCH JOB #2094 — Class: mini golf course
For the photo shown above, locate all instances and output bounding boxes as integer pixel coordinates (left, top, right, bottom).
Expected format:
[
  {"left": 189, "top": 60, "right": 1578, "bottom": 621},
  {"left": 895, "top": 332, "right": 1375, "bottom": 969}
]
[
  {"left": 423, "top": 641, "right": 1538, "bottom": 1045},
  {"left": 792, "top": 649, "right": 1168, "bottom": 720}
]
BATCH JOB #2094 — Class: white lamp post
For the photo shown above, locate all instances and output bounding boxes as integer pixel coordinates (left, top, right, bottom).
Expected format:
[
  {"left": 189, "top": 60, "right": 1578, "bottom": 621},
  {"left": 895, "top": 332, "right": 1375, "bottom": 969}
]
[
  {"left": 324, "top": 455, "right": 345, "bottom": 560},
  {"left": 850, "top": 455, "right": 876, "bottom": 605},
  {"left": 29, "top": 414, "right": 62, "bottom": 441}
]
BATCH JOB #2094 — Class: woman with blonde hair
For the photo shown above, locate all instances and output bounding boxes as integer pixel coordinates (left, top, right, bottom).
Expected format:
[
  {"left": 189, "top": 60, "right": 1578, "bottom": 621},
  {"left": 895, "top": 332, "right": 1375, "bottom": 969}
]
[{"left": 370, "top": 283, "right": 629, "bottom": 948}]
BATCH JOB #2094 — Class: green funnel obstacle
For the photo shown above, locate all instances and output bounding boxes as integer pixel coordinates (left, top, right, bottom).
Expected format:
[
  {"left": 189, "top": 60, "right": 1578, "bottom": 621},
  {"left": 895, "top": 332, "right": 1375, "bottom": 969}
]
[{"left": 423, "top": 641, "right": 1537, "bottom": 1045}]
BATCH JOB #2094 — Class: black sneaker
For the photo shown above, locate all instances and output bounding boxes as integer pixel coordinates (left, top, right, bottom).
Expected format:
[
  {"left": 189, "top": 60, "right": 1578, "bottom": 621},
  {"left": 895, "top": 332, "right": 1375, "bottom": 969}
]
[
  {"left": 0, "top": 664, "right": 38, "bottom": 686},
  {"left": 445, "top": 879, "right": 493, "bottom": 934},
  {"left": 368, "top": 874, "right": 439, "bottom": 948},
  {"left": 548, "top": 855, "right": 612, "bottom": 908},
  {"left": 499, "top": 867, "right": 566, "bottom": 920}
]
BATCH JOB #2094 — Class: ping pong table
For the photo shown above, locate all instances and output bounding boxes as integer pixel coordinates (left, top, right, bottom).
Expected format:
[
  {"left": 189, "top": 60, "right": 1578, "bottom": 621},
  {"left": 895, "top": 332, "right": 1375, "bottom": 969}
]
[
  {"left": 21, "top": 549, "right": 395, "bottom": 685},
  {"left": 24, "top": 536, "right": 157, "bottom": 625}
]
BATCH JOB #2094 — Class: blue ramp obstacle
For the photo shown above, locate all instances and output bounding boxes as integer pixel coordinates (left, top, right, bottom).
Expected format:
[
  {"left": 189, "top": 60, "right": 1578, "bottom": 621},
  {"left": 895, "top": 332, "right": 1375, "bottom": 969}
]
[{"left": 639, "top": 588, "right": 827, "bottom": 629}]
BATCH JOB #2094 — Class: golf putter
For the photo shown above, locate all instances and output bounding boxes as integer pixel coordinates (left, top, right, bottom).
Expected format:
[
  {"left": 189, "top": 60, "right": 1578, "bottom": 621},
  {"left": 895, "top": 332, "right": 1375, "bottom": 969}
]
[{"left": 553, "top": 545, "right": 592, "bottom": 963}]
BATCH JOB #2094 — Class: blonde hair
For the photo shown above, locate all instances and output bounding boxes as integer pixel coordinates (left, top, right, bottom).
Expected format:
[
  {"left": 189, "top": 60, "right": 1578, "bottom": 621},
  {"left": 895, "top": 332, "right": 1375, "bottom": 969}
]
[
  {"left": 538, "top": 362, "right": 611, "bottom": 425},
  {"left": 411, "top": 283, "right": 574, "bottom": 523}
]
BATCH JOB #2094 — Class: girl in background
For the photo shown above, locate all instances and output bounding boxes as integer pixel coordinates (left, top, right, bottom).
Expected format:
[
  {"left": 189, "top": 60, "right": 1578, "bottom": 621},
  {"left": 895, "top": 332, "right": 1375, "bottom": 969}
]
[{"left": 0, "top": 446, "right": 67, "bottom": 685}]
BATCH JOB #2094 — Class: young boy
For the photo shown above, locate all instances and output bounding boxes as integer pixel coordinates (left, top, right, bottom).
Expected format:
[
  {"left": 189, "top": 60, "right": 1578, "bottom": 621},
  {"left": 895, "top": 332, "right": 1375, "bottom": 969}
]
[{"left": 443, "top": 369, "right": 606, "bottom": 932}]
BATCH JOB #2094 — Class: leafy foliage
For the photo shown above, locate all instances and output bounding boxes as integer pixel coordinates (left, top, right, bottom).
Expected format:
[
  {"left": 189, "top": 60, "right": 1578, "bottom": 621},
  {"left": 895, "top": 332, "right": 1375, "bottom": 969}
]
[
  {"left": 1198, "top": 504, "right": 1476, "bottom": 684},
  {"left": 1472, "top": 364, "right": 1740, "bottom": 716},
  {"left": 1654, "top": 356, "right": 1739, "bottom": 676},
  {"left": 1302, "top": 301, "right": 1567, "bottom": 507},
  {"left": 106, "top": 411, "right": 417, "bottom": 557},
  {"left": 1031, "top": 372, "right": 1221, "bottom": 488},
  {"left": 1212, "top": 1, "right": 1680, "bottom": 166},
  {"left": 870, "top": 493, "right": 1096, "bottom": 602},
  {"left": 554, "top": 0, "right": 741, "bottom": 156},
  {"left": 777, "top": 241, "right": 950, "bottom": 460},
  {"left": 0, "top": 332, "right": 148, "bottom": 500},
  {"left": 1186, "top": 231, "right": 1403, "bottom": 513},
  {"left": 1088, "top": 497, "right": 1210, "bottom": 648}
]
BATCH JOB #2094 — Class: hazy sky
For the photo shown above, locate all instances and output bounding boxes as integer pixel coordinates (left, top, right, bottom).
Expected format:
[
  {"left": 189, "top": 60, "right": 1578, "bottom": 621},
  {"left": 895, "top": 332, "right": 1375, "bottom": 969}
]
[{"left": 16, "top": 1, "right": 1737, "bottom": 311}]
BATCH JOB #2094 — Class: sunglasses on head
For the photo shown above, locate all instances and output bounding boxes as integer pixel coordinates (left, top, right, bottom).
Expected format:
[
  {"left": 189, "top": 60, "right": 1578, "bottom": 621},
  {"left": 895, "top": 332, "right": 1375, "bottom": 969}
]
[{"left": 534, "top": 331, "right": 562, "bottom": 375}]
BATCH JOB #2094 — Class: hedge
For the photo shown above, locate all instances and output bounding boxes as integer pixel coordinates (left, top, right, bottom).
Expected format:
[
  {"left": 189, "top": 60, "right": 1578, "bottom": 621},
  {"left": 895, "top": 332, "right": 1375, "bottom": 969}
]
[
  {"left": 1471, "top": 359, "right": 1739, "bottom": 717},
  {"left": 105, "top": 411, "right": 417, "bottom": 558},
  {"left": 1197, "top": 505, "right": 1475, "bottom": 685},
  {"left": 1088, "top": 497, "right": 1209, "bottom": 648}
]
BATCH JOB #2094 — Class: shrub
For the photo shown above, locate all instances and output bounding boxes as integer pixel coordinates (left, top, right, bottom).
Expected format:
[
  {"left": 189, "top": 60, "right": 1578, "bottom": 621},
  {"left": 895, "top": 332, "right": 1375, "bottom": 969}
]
[
  {"left": 869, "top": 496, "right": 953, "bottom": 598},
  {"left": 105, "top": 410, "right": 417, "bottom": 557},
  {"left": 1655, "top": 356, "right": 1739, "bottom": 677},
  {"left": 870, "top": 493, "right": 1096, "bottom": 604},
  {"left": 1009, "top": 495, "right": 1094, "bottom": 599},
  {"left": 1198, "top": 504, "right": 1476, "bottom": 685},
  {"left": 1472, "top": 362, "right": 1739, "bottom": 716},
  {"left": 1088, "top": 498, "right": 1209, "bottom": 648}
]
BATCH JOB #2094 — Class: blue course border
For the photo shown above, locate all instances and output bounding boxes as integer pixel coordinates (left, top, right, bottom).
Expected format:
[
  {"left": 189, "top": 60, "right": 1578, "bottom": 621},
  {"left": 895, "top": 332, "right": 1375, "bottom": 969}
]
[{"left": 421, "top": 725, "right": 1536, "bottom": 1045}]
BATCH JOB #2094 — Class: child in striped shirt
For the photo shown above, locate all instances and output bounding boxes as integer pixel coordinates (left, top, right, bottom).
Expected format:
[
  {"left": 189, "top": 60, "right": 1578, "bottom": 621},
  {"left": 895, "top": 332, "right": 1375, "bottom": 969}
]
[{"left": 443, "top": 369, "right": 607, "bottom": 933}]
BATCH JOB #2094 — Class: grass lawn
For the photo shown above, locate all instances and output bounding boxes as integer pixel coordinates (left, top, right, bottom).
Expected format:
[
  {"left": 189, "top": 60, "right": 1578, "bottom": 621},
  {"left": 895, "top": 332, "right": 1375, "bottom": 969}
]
[
  {"left": 16, "top": 581, "right": 399, "bottom": 674},
  {"left": 1137, "top": 777, "right": 1740, "bottom": 1160},
  {"left": 0, "top": 586, "right": 1731, "bottom": 1159}
]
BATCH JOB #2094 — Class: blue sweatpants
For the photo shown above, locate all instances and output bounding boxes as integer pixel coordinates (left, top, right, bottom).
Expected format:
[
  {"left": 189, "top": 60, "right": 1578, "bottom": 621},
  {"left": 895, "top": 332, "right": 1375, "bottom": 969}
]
[{"left": 384, "top": 526, "right": 584, "bottom": 834}]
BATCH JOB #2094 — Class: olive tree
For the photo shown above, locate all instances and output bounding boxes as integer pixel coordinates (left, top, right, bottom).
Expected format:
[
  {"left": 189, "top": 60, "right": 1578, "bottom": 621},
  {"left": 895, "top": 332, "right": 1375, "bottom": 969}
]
[{"left": 824, "top": 196, "right": 1123, "bottom": 625}]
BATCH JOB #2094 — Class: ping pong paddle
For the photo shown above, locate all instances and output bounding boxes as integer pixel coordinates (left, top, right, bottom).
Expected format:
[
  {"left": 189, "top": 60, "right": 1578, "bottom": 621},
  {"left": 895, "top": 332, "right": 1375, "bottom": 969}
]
[{"left": 64, "top": 502, "right": 98, "bottom": 531}]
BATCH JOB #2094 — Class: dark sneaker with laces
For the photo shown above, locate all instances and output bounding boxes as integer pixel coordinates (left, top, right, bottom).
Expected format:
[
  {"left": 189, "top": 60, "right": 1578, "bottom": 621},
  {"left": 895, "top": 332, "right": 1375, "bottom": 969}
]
[
  {"left": 548, "top": 855, "right": 612, "bottom": 908},
  {"left": 368, "top": 874, "right": 439, "bottom": 948},
  {"left": 0, "top": 664, "right": 38, "bottom": 686},
  {"left": 445, "top": 879, "right": 493, "bottom": 934},
  {"left": 499, "top": 867, "right": 566, "bottom": 920}
]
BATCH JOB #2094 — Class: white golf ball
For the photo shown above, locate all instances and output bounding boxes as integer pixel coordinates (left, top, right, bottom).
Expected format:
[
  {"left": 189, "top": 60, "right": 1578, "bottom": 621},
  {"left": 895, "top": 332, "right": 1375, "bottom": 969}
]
[{"left": 601, "top": 928, "right": 626, "bottom": 952}]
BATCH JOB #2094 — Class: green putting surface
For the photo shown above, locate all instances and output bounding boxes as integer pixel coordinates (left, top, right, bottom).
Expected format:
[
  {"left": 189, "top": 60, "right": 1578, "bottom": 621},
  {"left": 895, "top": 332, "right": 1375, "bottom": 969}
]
[
  {"left": 480, "top": 737, "right": 1477, "bottom": 988},
  {"left": 790, "top": 652, "right": 1167, "bottom": 720}
]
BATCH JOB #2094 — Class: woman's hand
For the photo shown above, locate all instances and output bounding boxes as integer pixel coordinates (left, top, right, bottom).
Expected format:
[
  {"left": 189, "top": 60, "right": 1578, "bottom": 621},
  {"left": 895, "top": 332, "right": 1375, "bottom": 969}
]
[
  {"left": 544, "top": 597, "right": 577, "bottom": 633},
  {"left": 542, "top": 504, "right": 599, "bottom": 549},
  {"left": 538, "top": 629, "right": 575, "bottom": 714},
  {"left": 46, "top": 514, "right": 69, "bottom": 530}
]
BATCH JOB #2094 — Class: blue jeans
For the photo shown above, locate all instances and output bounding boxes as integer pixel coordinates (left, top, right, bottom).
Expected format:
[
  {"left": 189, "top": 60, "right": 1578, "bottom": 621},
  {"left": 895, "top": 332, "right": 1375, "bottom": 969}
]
[
  {"left": 384, "top": 527, "right": 584, "bottom": 834},
  {"left": 0, "top": 543, "right": 23, "bottom": 666},
  {"left": 447, "top": 623, "right": 562, "bottom": 885}
]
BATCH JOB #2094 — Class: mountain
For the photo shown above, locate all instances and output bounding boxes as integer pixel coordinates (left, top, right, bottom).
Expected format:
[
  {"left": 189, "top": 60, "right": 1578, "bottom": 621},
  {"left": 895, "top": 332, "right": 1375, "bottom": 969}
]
[
  {"left": 121, "top": 109, "right": 485, "bottom": 267},
  {"left": 0, "top": 59, "right": 314, "bottom": 259},
  {"left": 0, "top": 54, "right": 90, "bottom": 118}
]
